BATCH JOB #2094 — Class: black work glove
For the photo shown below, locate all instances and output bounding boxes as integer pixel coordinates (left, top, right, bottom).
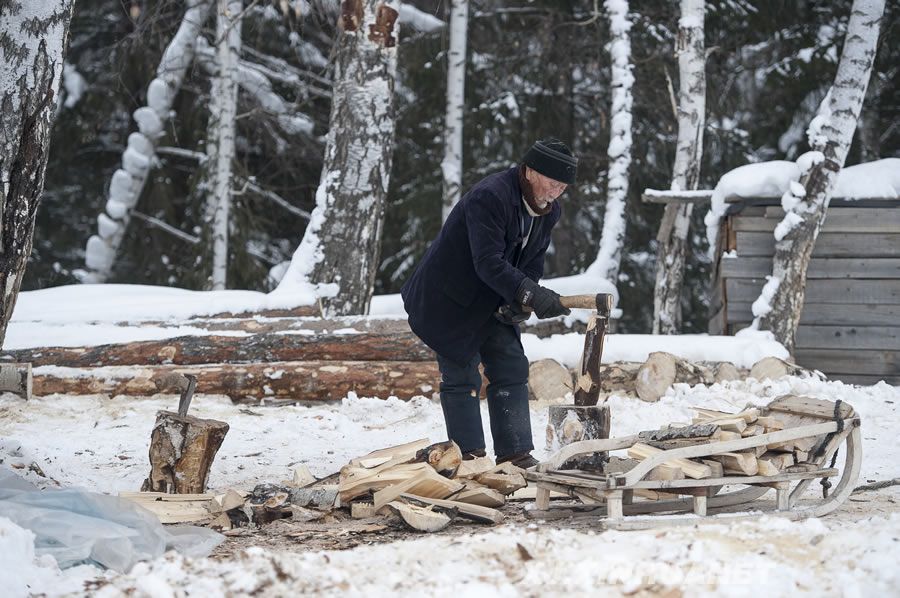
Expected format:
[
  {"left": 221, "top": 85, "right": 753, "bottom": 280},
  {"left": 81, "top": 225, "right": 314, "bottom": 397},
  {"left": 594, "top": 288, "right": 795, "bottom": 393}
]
[
  {"left": 494, "top": 303, "right": 530, "bottom": 325},
  {"left": 516, "top": 279, "right": 570, "bottom": 319}
]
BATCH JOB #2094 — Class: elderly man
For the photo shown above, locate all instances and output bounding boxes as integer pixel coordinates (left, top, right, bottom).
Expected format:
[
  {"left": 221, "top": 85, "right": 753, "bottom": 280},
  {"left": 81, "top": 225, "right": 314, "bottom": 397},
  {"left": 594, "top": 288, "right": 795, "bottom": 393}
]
[{"left": 401, "top": 139, "right": 577, "bottom": 468}]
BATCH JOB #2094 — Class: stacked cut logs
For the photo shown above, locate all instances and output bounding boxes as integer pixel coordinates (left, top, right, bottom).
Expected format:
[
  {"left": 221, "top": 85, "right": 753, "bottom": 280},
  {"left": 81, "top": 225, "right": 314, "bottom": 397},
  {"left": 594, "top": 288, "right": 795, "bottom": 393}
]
[{"left": 624, "top": 405, "right": 820, "bottom": 488}]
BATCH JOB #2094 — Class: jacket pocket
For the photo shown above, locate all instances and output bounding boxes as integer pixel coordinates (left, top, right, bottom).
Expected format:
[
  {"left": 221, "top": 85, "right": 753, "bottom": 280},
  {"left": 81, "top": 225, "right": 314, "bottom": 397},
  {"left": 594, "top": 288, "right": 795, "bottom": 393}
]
[{"left": 441, "top": 277, "right": 478, "bottom": 307}]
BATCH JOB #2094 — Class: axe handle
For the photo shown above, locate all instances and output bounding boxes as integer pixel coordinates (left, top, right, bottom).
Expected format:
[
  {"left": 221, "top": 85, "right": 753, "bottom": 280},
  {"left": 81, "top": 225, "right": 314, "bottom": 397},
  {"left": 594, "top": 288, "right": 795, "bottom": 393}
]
[
  {"left": 519, "top": 293, "right": 613, "bottom": 315},
  {"left": 561, "top": 294, "right": 614, "bottom": 314}
]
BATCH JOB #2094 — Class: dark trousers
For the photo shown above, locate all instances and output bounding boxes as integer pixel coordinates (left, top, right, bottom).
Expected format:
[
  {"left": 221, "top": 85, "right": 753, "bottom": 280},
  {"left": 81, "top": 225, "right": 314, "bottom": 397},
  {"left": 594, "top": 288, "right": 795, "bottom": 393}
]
[{"left": 436, "top": 320, "right": 534, "bottom": 460}]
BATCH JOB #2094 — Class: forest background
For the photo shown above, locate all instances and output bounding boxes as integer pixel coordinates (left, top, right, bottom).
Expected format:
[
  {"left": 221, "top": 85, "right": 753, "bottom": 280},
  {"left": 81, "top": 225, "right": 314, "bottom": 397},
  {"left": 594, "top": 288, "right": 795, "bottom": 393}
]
[{"left": 32, "top": 0, "right": 898, "bottom": 333}]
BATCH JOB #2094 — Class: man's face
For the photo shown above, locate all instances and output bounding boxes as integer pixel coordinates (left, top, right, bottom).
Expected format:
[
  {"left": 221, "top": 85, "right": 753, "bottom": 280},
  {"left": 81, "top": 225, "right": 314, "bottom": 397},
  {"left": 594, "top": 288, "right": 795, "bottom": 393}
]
[{"left": 525, "top": 168, "right": 568, "bottom": 208}]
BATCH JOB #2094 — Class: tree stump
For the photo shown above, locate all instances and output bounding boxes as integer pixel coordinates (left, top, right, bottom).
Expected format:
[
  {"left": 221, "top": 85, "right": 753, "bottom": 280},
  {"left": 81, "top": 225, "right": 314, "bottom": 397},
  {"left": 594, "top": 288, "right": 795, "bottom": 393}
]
[
  {"left": 141, "top": 411, "right": 229, "bottom": 494},
  {"left": 528, "top": 359, "right": 573, "bottom": 402},
  {"left": 545, "top": 404, "right": 610, "bottom": 470},
  {"left": 0, "top": 363, "right": 32, "bottom": 400},
  {"left": 635, "top": 352, "right": 713, "bottom": 402}
]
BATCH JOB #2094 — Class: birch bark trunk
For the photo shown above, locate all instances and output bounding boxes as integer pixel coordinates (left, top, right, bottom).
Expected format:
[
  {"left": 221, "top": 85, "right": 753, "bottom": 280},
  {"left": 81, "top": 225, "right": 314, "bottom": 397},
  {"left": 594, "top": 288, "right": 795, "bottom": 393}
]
[
  {"left": 204, "top": 0, "right": 243, "bottom": 290},
  {"left": 588, "top": 0, "right": 634, "bottom": 285},
  {"left": 273, "top": 0, "right": 400, "bottom": 316},
  {"left": 652, "top": 0, "right": 706, "bottom": 334},
  {"left": 78, "top": 0, "right": 213, "bottom": 283},
  {"left": 0, "top": 0, "right": 75, "bottom": 346},
  {"left": 441, "top": 0, "right": 468, "bottom": 222},
  {"left": 754, "top": 0, "right": 885, "bottom": 352}
]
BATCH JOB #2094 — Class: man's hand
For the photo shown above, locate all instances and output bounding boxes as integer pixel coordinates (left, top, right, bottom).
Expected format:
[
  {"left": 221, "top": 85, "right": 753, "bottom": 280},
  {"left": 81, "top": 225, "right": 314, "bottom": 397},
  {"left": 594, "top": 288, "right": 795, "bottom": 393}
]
[
  {"left": 516, "top": 279, "right": 570, "bottom": 319},
  {"left": 494, "top": 303, "right": 530, "bottom": 325}
]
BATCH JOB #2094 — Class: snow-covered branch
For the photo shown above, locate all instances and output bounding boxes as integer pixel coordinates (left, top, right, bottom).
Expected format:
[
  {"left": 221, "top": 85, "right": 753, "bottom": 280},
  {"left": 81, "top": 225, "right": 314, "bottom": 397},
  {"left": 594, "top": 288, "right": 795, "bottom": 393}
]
[{"left": 77, "top": 0, "right": 214, "bottom": 283}]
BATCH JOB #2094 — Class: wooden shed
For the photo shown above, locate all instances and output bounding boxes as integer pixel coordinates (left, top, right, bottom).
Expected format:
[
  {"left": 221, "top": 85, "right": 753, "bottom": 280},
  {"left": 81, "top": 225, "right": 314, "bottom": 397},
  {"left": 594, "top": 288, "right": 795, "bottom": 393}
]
[{"left": 645, "top": 190, "right": 899, "bottom": 385}]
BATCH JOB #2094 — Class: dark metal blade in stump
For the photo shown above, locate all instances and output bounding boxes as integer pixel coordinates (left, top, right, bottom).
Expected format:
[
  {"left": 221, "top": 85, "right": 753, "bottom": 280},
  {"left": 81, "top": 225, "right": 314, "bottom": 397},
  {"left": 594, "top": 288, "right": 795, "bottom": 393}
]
[
  {"left": 573, "top": 314, "right": 608, "bottom": 406},
  {"left": 141, "top": 410, "right": 229, "bottom": 494}
]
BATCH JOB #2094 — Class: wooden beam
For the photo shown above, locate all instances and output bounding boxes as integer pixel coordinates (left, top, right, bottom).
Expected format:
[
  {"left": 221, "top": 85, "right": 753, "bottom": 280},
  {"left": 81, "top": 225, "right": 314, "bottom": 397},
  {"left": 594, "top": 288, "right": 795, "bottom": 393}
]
[
  {"left": 732, "top": 211, "right": 900, "bottom": 233},
  {"left": 795, "top": 349, "right": 898, "bottom": 377}
]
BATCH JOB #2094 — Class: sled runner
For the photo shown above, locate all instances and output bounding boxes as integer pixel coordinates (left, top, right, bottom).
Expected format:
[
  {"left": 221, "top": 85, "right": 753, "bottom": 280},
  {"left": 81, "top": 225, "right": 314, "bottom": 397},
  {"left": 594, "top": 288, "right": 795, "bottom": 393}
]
[{"left": 526, "top": 395, "right": 861, "bottom": 530}]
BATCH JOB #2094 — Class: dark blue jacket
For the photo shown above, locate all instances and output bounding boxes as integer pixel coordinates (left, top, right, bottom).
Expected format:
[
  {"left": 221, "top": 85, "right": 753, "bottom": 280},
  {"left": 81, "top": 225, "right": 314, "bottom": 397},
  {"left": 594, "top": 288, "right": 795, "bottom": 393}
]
[{"left": 401, "top": 166, "right": 561, "bottom": 365}]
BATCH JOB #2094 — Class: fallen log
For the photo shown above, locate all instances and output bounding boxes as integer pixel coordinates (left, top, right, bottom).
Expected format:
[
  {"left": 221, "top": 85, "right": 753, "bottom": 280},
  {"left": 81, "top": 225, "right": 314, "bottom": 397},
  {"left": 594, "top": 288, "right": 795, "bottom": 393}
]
[
  {"left": 32, "top": 360, "right": 440, "bottom": 402},
  {"left": 10, "top": 328, "right": 434, "bottom": 367}
]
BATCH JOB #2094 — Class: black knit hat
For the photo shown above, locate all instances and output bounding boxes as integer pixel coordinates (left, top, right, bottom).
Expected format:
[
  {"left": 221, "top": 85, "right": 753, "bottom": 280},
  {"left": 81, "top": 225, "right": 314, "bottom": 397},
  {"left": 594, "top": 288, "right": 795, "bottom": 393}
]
[{"left": 522, "top": 138, "right": 577, "bottom": 185}]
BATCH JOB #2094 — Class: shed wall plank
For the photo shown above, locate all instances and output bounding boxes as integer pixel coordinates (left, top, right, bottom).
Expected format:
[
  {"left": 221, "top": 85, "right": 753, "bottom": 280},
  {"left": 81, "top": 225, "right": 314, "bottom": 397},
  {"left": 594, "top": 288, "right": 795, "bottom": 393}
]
[
  {"left": 726, "top": 278, "right": 900, "bottom": 305},
  {"left": 721, "top": 258, "right": 900, "bottom": 279},
  {"left": 736, "top": 232, "right": 900, "bottom": 257}
]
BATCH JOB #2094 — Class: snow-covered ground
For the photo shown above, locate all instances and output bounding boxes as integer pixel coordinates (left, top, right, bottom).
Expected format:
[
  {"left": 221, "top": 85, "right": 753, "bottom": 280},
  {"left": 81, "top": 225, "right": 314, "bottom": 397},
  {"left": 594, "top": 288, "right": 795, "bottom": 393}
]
[{"left": 1, "top": 375, "right": 898, "bottom": 596}]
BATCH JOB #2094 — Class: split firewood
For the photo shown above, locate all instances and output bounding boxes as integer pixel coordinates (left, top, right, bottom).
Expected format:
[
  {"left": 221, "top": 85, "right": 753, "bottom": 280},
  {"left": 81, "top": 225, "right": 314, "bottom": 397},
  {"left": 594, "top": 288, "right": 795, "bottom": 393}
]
[
  {"left": 452, "top": 481, "right": 506, "bottom": 508},
  {"left": 413, "top": 441, "right": 462, "bottom": 478},
  {"left": 247, "top": 483, "right": 293, "bottom": 524},
  {"left": 701, "top": 459, "right": 725, "bottom": 497},
  {"left": 794, "top": 450, "right": 810, "bottom": 463},
  {"left": 709, "top": 452, "right": 759, "bottom": 476},
  {"left": 119, "top": 491, "right": 214, "bottom": 524},
  {"left": 741, "top": 424, "right": 763, "bottom": 437},
  {"left": 756, "top": 457, "right": 780, "bottom": 477},
  {"left": 371, "top": 470, "right": 464, "bottom": 510},
  {"left": 644, "top": 464, "right": 685, "bottom": 482},
  {"left": 350, "top": 502, "right": 379, "bottom": 519},
  {"left": 528, "top": 359, "right": 574, "bottom": 402},
  {"left": 342, "top": 463, "right": 463, "bottom": 504},
  {"left": 626, "top": 443, "right": 712, "bottom": 479},
  {"left": 291, "top": 484, "right": 340, "bottom": 509},
  {"left": 755, "top": 416, "right": 786, "bottom": 431},
  {"left": 210, "top": 489, "right": 245, "bottom": 513},
  {"left": 400, "top": 493, "right": 503, "bottom": 524},
  {"left": 387, "top": 501, "right": 455, "bottom": 533},
  {"left": 474, "top": 471, "right": 526, "bottom": 495},
  {"left": 761, "top": 452, "right": 794, "bottom": 470},
  {"left": 209, "top": 513, "right": 233, "bottom": 531},
  {"left": 693, "top": 407, "right": 759, "bottom": 424},
  {"left": 455, "top": 456, "right": 496, "bottom": 479},
  {"left": 635, "top": 352, "right": 714, "bottom": 402},
  {"left": 349, "top": 439, "right": 431, "bottom": 468},
  {"left": 288, "top": 465, "right": 316, "bottom": 487}
]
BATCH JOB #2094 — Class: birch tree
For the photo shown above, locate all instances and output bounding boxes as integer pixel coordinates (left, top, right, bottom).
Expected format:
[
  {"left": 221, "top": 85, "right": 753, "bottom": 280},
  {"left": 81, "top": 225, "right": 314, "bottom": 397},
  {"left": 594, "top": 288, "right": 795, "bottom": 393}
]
[
  {"left": 78, "top": 0, "right": 213, "bottom": 283},
  {"left": 0, "top": 0, "right": 75, "bottom": 344},
  {"left": 441, "top": 0, "right": 468, "bottom": 222},
  {"left": 751, "top": 0, "right": 885, "bottom": 352},
  {"left": 272, "top": 0, "right": 400, "bottom": 316},
  {"left": 652, "top": 0, "right": 706, "bottom": 334},
  {"left": 203, "top": 0, "right": 242, "bottom": 290},
  {"left": 589, "top": 0, "right": 634, "bottom": 285}
]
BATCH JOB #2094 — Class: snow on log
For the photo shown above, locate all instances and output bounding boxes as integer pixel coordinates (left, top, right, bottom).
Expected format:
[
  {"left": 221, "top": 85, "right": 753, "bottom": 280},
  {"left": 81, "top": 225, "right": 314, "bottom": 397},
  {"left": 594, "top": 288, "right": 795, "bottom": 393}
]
[{"left": 31, "top": 360, "right": 440, "bottom": 402}]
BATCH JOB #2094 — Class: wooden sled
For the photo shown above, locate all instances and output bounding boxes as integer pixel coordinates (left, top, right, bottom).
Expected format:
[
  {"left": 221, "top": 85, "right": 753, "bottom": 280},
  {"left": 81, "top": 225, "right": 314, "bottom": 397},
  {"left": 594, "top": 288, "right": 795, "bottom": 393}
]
[{"left": 526, "top": 396, "right": 862, "bottom": 530}]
